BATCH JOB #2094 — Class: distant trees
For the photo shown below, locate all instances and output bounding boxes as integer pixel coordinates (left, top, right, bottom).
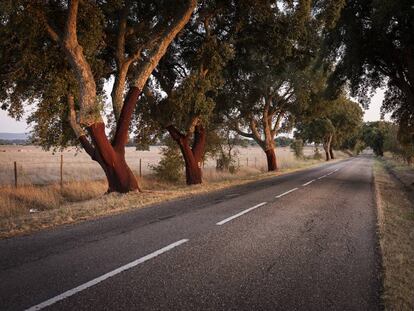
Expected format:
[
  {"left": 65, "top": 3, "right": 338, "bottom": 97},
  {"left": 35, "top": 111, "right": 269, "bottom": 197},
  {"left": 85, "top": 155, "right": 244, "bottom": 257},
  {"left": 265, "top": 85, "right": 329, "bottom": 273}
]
[
  {"left": 363, "top": 122, "right": 386, "bottom": 157},
  {"left": 295, "top": 96, "right": 363, "bottom": 161}
]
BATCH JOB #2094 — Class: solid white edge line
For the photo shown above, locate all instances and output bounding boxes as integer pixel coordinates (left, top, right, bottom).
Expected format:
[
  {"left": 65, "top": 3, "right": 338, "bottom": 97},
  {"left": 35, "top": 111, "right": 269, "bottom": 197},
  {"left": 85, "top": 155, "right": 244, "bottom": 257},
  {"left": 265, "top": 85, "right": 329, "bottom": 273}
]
[
  {"left": 302, "top": 179, "right": 315, "bottom": 186},
  {"left": 216, "top": 202, "right": 267, "bottom": 226},
  {"left": 25, "top": 239, "right": 189, "bottom": 311},
  {"left": 275, "top": 187, "right": 298, "bottom": 198}
]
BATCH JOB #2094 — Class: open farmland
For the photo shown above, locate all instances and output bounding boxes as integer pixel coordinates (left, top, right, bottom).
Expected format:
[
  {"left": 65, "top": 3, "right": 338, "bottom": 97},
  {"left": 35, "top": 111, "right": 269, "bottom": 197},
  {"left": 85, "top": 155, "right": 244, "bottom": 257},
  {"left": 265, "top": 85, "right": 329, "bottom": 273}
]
[{"left": 0, "top": 145, "right": 326, "bottom": 186}]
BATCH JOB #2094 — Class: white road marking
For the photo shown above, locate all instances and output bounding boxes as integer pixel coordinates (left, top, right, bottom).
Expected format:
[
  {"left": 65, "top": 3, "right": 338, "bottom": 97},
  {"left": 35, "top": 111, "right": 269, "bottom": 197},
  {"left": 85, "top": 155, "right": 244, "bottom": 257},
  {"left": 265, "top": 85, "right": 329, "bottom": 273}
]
[
  {"left": 275, "top": 188, "right": 298, "bottom": 198},
  {"left": 317, "top": 174, "right": 328, "bottom": 180},
  {"left": 216, "top": 202, "right": 267, "bottom": 225},
  {"left": 333, "top": 168, "right": 339, "bottom": 172},
  {"left": 302, "top": 179, "right": 315, "bottom": 186},
  {"left": 25, "top": 239, "right": 189, "bottom": 311}
]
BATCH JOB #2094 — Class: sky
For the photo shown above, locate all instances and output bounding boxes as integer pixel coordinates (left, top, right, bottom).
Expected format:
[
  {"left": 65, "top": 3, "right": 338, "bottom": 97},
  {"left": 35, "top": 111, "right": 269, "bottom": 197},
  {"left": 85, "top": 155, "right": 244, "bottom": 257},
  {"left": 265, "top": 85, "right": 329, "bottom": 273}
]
[{"left": 0, "top": 88, "right": 388, "bottom": 134}]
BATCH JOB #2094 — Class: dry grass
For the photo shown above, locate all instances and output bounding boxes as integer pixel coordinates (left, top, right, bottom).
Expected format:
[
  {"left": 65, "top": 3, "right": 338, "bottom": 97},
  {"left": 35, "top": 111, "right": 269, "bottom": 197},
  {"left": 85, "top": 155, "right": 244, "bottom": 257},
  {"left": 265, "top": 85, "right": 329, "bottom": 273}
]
[
  {"left": 0, "top": 145, "right": 330, "bottom": 186},
  {"left": 374, "top": 159, "right": 414, "bottom": 310},
  {"left": 0, "top": 146, "right": 349, "bottom": 238}
]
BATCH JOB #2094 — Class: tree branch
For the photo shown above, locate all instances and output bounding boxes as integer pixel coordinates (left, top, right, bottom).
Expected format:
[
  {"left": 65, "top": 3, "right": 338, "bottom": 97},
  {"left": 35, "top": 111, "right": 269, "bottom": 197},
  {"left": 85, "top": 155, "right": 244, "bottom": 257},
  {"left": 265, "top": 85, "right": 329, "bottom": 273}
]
[
  {"left": 67, "top": 94, "right": 96, "bottom": 158},
  {"left": 113, "top": 87, "right": 141, "bottom": 150},
  {"left": 132, "top": 0, "right": 197, "bottom": 90},
  {"left": 166, "top": 125, "right": 185, "bottom": 142}
]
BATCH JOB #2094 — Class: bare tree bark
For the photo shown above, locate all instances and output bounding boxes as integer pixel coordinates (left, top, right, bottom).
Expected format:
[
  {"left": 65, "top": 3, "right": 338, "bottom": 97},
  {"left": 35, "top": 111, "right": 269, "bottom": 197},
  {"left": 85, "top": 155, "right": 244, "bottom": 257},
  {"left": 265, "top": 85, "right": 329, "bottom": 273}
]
[{"left": 167, "top": 124, "right": 206, "bottom": 185}]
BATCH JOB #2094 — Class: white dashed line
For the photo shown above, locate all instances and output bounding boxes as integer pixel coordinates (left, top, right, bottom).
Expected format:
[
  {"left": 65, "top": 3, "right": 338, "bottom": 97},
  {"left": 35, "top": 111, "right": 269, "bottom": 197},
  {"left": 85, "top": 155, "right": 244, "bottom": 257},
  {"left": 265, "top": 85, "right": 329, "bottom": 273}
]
[
  {"left": 275, "top": 188, "right": 298, "bottom": 198},
  {"left": 25, "top": 239, "right": 189, "bottom": 311},
  {"left": 302, "top": 179, "right": 315, "bottom": 186},
  {"left": 216, "top": 202, "right": 267, "bottom": 225}
]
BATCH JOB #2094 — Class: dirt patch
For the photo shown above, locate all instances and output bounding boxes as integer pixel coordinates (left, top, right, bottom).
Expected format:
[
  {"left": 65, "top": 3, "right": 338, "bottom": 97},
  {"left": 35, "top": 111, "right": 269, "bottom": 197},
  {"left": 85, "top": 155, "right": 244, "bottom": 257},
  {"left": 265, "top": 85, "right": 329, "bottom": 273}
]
[{"left": 374, "top": 159, "right": 414, "bottom": 310}]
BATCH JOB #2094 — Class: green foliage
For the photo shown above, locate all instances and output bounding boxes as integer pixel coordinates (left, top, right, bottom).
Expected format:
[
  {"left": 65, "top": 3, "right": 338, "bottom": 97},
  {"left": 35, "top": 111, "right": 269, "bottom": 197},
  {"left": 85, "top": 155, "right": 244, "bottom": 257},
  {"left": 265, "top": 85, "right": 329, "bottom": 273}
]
[
  {"left": 136, "top": 3, "right": 235, "bottom": 138},
  {"left": 206, "top": 127, "right": 240, "bottom": 173},
  {"left": 290, "top": 139, "right": 304, "bottom": 159},
  {"left": 382, "top": 122, "right": 414, "bottom": 164},
  {"left": 296, "top": 95, "right": 363, "bottom": 151},
  {"left": 362, "top": 121, "right": 414, "bottom": 162},
  {"left": 296, "top": 117, "right": 335, "bottom": 145},
  {"left": 362, "top": 122, "right": 386, "bottom": 156},
  {"left": 275, "top": 136, "right": 294, "bottom": 147},
  {"left": 150, "top": 139, "right": 184, "bottom": 182},
  {"left": 324, "top": 0, "right": 414, "bottom": 140},
  {"left": 0, "top": 1, "right": 108, "bottom": 149}
]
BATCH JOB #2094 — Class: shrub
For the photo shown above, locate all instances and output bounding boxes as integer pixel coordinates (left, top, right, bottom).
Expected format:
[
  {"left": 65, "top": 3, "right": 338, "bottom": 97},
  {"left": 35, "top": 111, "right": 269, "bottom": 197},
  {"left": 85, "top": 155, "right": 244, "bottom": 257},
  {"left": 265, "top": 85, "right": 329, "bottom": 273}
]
[
  {"left": 150, "top": 142, "right": 184, "bottom": 182},
  {"left": 290, "top": 139, "right": 304, "bottom": 159},
  {"left": 313, "top": 146, "right": 323, "bottom": 160}
]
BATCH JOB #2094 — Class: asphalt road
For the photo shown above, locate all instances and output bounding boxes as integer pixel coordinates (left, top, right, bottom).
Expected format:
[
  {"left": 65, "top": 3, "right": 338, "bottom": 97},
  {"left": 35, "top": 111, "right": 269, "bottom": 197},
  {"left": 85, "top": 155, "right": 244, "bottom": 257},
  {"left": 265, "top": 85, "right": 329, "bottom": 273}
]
[{"left": 0, "top": 155, "right": 381, "bottom": 311}]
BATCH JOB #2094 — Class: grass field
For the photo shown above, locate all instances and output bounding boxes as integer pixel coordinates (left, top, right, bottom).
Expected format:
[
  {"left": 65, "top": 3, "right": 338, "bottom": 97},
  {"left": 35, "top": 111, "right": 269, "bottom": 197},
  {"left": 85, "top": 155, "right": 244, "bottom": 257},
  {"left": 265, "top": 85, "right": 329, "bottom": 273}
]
[
  {"left": 0, "top": 144, "right": 348, "bottom": 237},
  {"left": 0, "top": 145, "right": 321, "bottom": 186}
]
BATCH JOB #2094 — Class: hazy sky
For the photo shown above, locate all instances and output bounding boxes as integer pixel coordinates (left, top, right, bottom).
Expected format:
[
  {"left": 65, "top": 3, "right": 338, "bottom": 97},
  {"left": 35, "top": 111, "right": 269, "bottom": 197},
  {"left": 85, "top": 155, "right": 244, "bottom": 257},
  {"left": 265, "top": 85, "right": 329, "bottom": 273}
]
[{"left": 0, "top": 89, "right": 388, "bottom": 134}]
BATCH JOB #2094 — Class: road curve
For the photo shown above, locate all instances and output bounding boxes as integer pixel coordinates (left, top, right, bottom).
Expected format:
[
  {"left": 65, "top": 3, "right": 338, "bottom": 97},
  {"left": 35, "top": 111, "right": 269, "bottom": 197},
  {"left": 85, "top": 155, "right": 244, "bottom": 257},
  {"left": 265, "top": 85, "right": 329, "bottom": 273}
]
[{"left": 0, "top": 156, "right": 381, "bottom": 310}]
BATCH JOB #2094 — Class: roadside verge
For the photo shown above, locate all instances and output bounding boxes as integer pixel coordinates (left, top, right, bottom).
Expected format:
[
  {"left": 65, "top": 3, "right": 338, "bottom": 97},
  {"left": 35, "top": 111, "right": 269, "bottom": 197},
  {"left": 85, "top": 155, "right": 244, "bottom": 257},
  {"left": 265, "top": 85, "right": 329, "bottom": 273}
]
[
  {"left": 374, "top": 159, "right": 414, "bottom": 310},
  {"left": 0, "top": 158, "right": 347, "bottom": 239}
]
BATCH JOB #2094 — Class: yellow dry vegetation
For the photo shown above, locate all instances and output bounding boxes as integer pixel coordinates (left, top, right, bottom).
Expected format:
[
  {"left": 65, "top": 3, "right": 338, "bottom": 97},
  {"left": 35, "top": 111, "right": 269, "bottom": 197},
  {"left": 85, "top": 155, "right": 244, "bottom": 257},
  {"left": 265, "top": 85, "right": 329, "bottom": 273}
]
[
  {"left": 374, "top": 159, "right": 414, "bottom": 310},
  {"left": 0, "top": 146, "right": 349, "bottom": 238}
]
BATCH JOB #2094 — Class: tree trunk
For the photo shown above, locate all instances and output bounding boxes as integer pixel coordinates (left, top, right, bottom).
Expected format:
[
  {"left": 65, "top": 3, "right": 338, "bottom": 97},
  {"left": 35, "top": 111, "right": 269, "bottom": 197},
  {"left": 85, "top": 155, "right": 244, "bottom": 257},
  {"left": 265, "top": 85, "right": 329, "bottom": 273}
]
[
  {"left": 86, "top": 123, "right": 140, "bottom": 193},
  {"left": 265, "top": 148, "right": 278, "bottom": 171},
  {"left": 323, "top": 144, "right": 331, "bottom": 161},
  {"left": 180, "top": 142, "right": 203, "bottom": 185},
  {"left": 324, "top": 149, "right": 330, "bottom": 161},
  {"left": 329, "top": 147, "right": 335, "bottom": 159},
  {"left": 323, "top": 135, "right": 333, "bottom": 161},
  {"left": 167, "top": 125, "right": 206, "bottom": 185}
]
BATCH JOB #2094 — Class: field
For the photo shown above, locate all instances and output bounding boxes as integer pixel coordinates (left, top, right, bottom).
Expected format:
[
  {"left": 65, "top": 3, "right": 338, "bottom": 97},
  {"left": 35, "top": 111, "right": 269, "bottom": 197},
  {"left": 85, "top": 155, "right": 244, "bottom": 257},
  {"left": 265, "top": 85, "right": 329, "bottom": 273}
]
[
  {"left": 0, "top": 144, "right": 348, "bottom": 237},
  {"left": 0, "top": 145, "right": 321, "bottom": 186}
]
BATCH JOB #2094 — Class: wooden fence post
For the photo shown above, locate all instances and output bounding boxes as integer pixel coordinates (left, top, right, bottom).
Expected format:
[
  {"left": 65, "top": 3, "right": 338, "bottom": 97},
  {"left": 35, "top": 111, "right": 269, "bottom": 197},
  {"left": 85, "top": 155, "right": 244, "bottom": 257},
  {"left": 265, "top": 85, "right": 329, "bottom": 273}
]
[
  {"left": 255, "top": 157, "right": 257, "bottom": 168},
  {"left": 60, "top": 154, "right": 63, "bottom": 189},
  {"left": 246, "top": 158, "right": 249, "bottom": 167},
  {"left": 14, "top": 161, "right": 17, "bottom": 188},
  {"left": 139, "top": 158, "right": 142, "bottom": 177},
  {"left": 238, "top": 158, "right": 240, "bottom": 168}
]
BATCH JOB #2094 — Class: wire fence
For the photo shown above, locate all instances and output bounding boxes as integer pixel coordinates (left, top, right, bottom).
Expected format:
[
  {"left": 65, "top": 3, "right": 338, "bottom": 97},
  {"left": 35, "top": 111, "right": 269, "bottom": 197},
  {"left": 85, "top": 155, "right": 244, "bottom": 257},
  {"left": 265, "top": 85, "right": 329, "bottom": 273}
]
[{"left": 0, "top": 154, "right": 272, "bottom": 188}]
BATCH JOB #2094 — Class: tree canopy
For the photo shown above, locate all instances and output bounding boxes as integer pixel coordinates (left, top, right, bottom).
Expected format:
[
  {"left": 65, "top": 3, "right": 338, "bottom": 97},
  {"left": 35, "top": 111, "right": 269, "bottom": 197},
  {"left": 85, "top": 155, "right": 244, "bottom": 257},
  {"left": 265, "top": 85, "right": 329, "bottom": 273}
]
[{"left": 324, "top": 0, "right": 414, "bottom": 142}]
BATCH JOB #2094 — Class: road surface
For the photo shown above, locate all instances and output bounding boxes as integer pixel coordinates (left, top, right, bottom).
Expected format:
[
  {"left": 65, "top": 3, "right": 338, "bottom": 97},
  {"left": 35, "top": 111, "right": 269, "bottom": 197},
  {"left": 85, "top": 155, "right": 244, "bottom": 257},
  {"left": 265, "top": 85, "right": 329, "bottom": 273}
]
[{"left": 0, "top": 155, "right": 381, "bottom": 310}]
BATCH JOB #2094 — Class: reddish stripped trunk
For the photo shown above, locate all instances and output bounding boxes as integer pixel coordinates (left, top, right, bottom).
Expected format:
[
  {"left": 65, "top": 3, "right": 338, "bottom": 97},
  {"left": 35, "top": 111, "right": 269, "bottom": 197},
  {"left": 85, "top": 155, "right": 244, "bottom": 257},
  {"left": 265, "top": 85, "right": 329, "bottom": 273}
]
[
  {"left": 180, "top": 142, "right": 203, "bottom": 185},
  {"left": 265, "top": 148, "right": 278, "bottom": 171},
  {"left": 79, "top": 88, "right": 141, "bottom": 193},
  {"left": 167, "top": 125, "right": 206, "bottom": 185}
]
